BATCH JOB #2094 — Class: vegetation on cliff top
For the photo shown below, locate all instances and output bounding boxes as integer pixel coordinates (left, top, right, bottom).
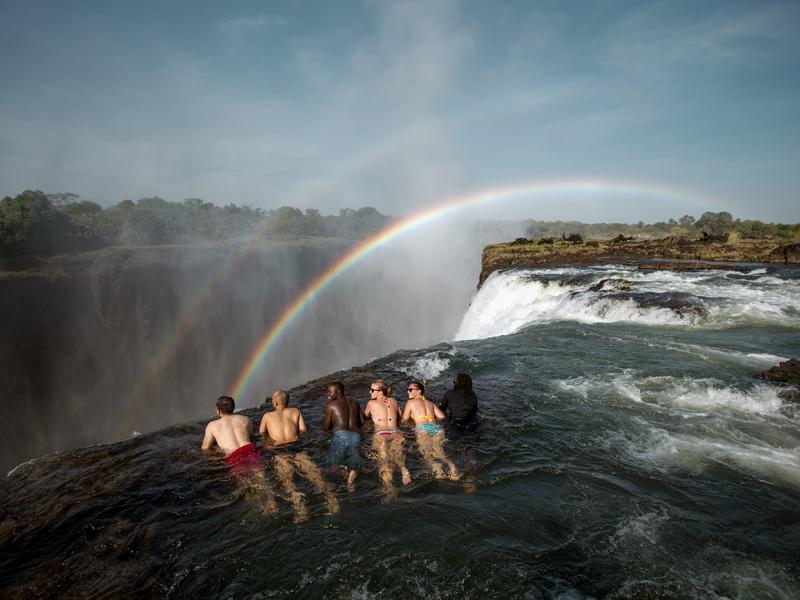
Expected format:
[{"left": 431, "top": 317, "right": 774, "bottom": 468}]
[
  {"left": 524, "top": 211, "right": 800, "bottom": 242},
  {"left": 480, "top": 233, "right": 800, "bottom": 286},
  {"left": 0, "top": 190, "right": 392, "bottom": 259}
]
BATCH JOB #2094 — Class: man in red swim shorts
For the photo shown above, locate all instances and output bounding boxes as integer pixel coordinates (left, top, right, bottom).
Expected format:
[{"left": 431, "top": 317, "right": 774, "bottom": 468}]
[{"left": 202, "top": 396, "right": 277, "bottom": 514}]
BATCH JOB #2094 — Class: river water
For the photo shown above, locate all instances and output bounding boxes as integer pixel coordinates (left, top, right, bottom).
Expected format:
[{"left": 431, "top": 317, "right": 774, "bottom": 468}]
[{"left": 2, "top": 264, "right": 799, "bottom": 598}]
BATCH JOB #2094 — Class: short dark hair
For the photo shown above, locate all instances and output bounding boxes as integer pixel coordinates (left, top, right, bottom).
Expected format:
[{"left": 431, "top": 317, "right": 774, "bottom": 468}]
[
  {"left": 409, "top": 379, "right": 425, "bottom": 395},
  {"left": 216, "top": 395, "right": 235, "bottom": 414},
  {"left": 453, "top": 373, "right": 473, "bottom": 393},
  {"left": 329, "top": 381, "right": 345, "bottom": 395}
]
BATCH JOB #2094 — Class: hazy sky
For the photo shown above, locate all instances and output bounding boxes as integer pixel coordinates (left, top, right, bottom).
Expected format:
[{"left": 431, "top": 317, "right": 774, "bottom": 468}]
[{"left": 1, "top": 0, "right": 799, "bottom": 222}]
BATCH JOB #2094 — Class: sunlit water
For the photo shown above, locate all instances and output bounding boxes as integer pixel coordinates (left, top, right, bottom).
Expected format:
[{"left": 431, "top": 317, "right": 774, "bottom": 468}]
[{"left": 2, "top": 265, "right": 799, "bottom": 598}]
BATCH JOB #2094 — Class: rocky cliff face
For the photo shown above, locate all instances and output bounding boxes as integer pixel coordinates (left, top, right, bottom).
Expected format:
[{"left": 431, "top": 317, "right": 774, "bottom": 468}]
[{"left": 478, "top": 237, "right": 800, "bottom": 287}]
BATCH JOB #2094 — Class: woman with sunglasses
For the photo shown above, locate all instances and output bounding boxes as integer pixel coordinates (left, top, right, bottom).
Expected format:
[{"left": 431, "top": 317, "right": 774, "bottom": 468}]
[
  {"left": 364, "top": 379, "right": 411, "bottom": 495},
  {"left": 402, "top": 380, "right": 459, "bottom": 480}
]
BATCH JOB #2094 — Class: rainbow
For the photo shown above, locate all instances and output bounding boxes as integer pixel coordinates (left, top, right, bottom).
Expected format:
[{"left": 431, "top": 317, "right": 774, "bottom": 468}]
[
  {"left": 229, "top": 178, "right": 717, "bottom": 399},
  {"left": 122, "top": 240, "right": 268, "bottom": 411}
]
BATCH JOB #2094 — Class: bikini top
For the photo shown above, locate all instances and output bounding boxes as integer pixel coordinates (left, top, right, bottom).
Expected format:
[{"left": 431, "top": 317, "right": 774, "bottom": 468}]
[{"left": 412, "top": 413, "right": 435, "bottom": 423}]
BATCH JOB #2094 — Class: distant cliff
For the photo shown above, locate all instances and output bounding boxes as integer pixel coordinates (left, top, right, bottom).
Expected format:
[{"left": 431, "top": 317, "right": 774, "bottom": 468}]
[{"left": 479, "top": 236, "right": 800, "bottom": 286}]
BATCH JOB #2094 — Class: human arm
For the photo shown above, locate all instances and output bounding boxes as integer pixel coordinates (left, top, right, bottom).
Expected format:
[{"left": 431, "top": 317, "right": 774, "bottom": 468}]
[
  {"left": 258, "top": 414, "right": 269, "bottom": 438},
  {"left": 201, "top": 423, "right": 216, "bottom": 450},
  {"left": 298, "top": 411, "right": 307, "bottom": 434},
  {"left": 433, "top": 403, "right": 446, "bottom": 421},
  {"left": 401, "top": 400, "right": 413, "bottom": 424},
  {"left": 322, "top": 405, "right": 333, "bottom": 430}
]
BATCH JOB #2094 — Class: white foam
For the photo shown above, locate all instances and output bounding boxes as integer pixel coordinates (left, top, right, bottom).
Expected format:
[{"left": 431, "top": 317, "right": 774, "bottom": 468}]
[
  {"left": 633, "top": 429, "right": 800, "bottom": 489},
  {"left": 668, "top": 384, "right": 784, "bottom": 415},
  {"left": 395, "top": 351, "right": 452, "bottom": 381},
  {"left": 556, "top": 372, "right": 786, "bottom": 417},
  {"left": 610, "top": 509, "right": 670, "bottom": 548},
  {"left": 645, "top": 342, "right": 787, "bottom": 369},
  {"left": 455, "top": 267, "right": 800, "bottom": 339}
]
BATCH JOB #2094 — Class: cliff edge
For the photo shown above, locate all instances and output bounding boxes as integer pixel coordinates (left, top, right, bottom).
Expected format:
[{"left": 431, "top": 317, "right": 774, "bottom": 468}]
[{"left": 479, "top": 236, "right": 800, "bottom": 287}]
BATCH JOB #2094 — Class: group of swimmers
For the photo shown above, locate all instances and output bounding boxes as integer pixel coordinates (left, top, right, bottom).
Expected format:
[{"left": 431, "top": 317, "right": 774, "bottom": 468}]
[{"left": 201, "top": 374, "right": 478, "bottom": 519}]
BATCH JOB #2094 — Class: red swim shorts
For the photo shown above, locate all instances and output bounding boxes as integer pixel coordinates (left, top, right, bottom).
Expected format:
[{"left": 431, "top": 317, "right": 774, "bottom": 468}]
[{"left": 224, "top": 443, "right": 264, "bottom": 478}]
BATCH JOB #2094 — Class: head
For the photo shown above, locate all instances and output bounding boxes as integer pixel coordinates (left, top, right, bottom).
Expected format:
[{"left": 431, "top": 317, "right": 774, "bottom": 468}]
[
  {"left": 369, "top": 379, "right": 390, "bottom": 399},
  {"left": 216, "top": 395, "right": 235, "bottom": 415},
  {"left": 407, "top": 380, "right": 424, "bottom": 399},
  {"left": 453, "top": 373, "right": 473, "bottom": 393},
  {"left": 271, "top": 390, "right": 289, "bottom": 408},
  {"left": 327, "top": 381, "right": 345, "bottom": 401}
]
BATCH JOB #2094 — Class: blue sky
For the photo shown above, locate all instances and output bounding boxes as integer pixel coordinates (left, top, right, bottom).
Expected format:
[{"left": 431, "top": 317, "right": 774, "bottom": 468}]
[{"left": 1, "top": 0, "right": 799, "bottom": 222}]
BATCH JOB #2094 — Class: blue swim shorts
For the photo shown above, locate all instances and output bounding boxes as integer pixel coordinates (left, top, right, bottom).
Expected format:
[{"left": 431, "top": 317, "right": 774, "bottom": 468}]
[{"left": 329, "top": 430, "right": 362, "bottom": 469}]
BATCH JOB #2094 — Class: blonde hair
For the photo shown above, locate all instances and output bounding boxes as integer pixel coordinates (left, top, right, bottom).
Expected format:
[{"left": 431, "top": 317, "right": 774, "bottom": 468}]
[{"left": 371, "top": 379, "right": 392, "bottom": 397}]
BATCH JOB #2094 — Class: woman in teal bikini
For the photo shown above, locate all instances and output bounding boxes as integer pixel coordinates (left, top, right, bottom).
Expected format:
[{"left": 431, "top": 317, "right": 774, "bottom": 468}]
[{"left": 402, "top": 380, "right": 459, "bottom": 480}]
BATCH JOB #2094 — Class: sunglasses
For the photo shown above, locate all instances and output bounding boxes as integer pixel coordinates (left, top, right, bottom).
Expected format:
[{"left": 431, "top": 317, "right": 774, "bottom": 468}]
[
  {"left": 407, "top": 387, "right": 419, "bottom": 392},
  {"left": 370, "top": 388, "right": 381, "bottom": 393}
]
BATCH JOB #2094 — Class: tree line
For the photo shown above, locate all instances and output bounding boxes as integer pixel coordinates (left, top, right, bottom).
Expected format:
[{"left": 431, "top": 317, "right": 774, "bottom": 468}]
[
  {"left": 525, "top": 212, "right": 800, "bottom": 242},
  {"left": 0, "top": 191, "right": 392, "bottom": 258},
  {"left": 2, "top": 191, "right": 798, "bottom": 259}
]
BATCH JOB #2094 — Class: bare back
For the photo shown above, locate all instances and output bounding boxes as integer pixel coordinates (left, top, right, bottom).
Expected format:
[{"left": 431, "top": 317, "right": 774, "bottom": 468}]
[
  {"left": 365, "top": 396, "right": 401, "bottom": 431},
  {"left": 202, "top": 414, "right": 253, "bottom": 455},
  {"left": 260, "top": 406, "right": 305, "bottom": 445},
  {"left": 402, "top": 397, "right": 444, "bottom": 426},
  {"left": 323, "top": 397, "right": 363, "bottom": 433}
]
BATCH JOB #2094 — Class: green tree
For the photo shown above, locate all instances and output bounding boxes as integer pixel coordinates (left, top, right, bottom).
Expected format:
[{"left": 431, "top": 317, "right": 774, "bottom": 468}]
[
  {"left": 0, "top": 190, "right": 90, "bottom": 256},
  {"left": 695, "top": 211, "right": 733, "bottom": 236}
]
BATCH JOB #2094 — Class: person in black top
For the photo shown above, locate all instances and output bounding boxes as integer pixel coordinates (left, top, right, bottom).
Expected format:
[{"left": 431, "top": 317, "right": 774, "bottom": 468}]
[{"left": 438, "top": 373, "right": 477, "bottom": 424}]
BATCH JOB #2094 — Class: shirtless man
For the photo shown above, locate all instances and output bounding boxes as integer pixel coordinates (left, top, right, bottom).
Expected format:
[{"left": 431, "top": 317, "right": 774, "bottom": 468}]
[
  {"left": 364, "top": 379, "right": 411, "bottom": 495},
  {"left": 259, "top": 390, "right": 338, "bottom": 521},
  {"left": 202, "top": 395, "right": 277, "bottom": 514},
  {"left": 322, "top": 382, "right": 363, "bottom": 490}
]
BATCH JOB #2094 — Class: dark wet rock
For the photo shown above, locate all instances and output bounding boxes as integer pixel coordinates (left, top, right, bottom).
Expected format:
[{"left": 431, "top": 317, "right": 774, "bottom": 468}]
[
  {"left": 562, "top": 233, "right": 583, "bottom": 244},
  {"left": 766, "top": 243, "right": 800, "bottom": 265},
  {"left": 588, "top": 278, "right": 634, "bottom": 292},
  {"left": 756, "top": 358, "right": 800, "bottom": 386},
  {"left": 604, "top": 291, "right": 707, "bottom": 318},
  {"left": 778, "top": 389, "right": 800, "bottom": 405},
  {"left": 511, "top": 237, "right": 531, "bottom": 245}
]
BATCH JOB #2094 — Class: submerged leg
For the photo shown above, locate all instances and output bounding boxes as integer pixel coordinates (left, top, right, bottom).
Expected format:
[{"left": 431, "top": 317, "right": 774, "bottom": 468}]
[
  {"left": 245, "top": 470, "right": 278, "bottom": 516},
  {"left": 389, "top": 435, "right": 411, "bottom": 485},
  {"left": 274, "top": 455, "right": 308, "bottom": 523},
  {"left": 294, "top": 452, "right": 339, "bottom": 515},
  {"left": 432, "top": 435, "right": 459, "bottom": 481},
  {"left": 415, "top": 431, "right": 445, "bottom": 479},
  {"left": 373, "top": 435, "right": 396, "bottom": 499}
]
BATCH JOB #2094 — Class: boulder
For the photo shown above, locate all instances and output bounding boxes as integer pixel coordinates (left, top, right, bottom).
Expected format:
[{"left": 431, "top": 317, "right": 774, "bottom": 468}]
[
  {"left": 756, "top": 358, "right": 800, "bottom": 386},
  {"left": 766, "top": 243, "right": 800, "bottom": 264}
]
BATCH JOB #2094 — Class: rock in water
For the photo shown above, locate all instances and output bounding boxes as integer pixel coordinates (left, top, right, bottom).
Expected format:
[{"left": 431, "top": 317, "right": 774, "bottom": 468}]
[{"left": 756, "top": 358, "right": 800, "bottom": 386}]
